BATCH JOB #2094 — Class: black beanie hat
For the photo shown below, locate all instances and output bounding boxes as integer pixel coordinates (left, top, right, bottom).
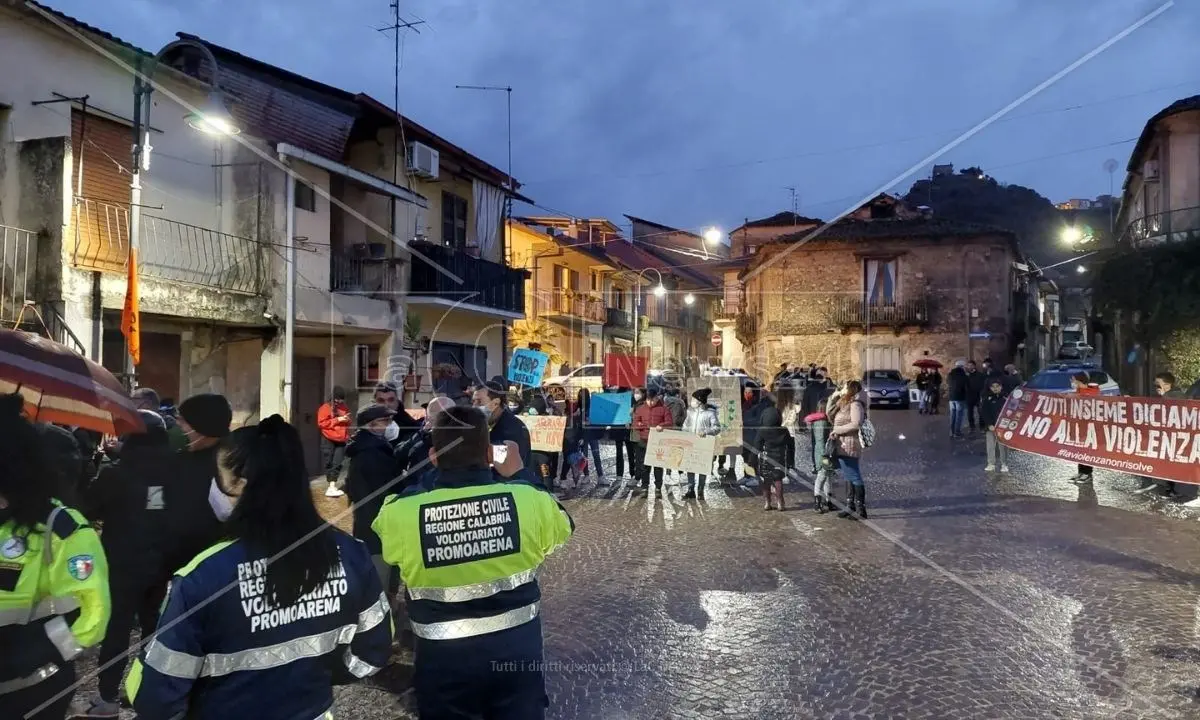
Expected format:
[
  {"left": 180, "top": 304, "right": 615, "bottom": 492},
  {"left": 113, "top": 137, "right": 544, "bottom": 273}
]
[
  {"left": 178, "top": 393, "right": 233, "bottom": 438},
  {"left": 692, "top": 388, "right": 712, "bottom": 404}
]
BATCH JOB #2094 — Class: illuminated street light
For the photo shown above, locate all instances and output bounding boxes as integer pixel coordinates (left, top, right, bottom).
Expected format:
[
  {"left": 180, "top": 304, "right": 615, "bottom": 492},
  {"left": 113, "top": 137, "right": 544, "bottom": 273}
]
[
  {"left": 1076, "top": 264, "right": 1087, "bottom": 274},
  {"left": 684, "top": 293, "right": 695, "bottom": 305},
  {"left": 1062, "top": 226, "right": 1083, "bottom": 244},
  {"left": 653, "top": 284, "right": 667, "bottom": 298},
  {"left": 703, "top": 227, "right": 722, "bottom": 245}
]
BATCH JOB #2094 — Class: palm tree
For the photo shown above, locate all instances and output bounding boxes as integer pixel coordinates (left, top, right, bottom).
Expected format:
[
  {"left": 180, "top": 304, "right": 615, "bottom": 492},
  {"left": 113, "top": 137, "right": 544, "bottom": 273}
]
[{"left": 509, "top": 318, "right": 565, "bottom": 367}]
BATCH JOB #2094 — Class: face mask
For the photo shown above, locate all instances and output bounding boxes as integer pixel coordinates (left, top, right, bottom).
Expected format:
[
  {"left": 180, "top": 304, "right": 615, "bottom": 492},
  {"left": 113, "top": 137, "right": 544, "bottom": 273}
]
[
  {"left": 207, "top": 477, "right": 235, "bottom": 521},
  {"left": 384, "top": 421, "right": 400, "bottom": 442},
  {"left": 633, "top": 393, "right": 644, "bottom": 402},
  {"left": 689, "top": 398, "right": 700, "bottom": 409}
]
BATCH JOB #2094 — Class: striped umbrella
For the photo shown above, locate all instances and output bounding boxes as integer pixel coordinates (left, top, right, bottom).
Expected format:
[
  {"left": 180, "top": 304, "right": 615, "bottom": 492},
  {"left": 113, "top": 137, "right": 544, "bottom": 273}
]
[{"left": 0, "top": 328, "right": 144, "bottom": 435}]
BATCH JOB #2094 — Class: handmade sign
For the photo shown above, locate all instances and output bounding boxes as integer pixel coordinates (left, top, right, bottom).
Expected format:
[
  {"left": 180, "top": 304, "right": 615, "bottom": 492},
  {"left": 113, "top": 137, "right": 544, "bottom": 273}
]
[
  {"left": 589, "top": 391, "right": 633, "bottom": 426},
  {"left": 603, "top": 353, "right": 647, "bottom": 389},
  {"left": 507, "top": 348, "right": 548, "bottom": 387},
  {"left": 644, "top": 429, "right": 718, "bottom": 475},
  {"left": 686, "top": 376, "right": 742, "bottom": 453},
  {"left": 518, "top": 415, "right": 567, "bottom": 453},
  {"left": 997, "top": 389, "right": 1200, "bottom": 484}
]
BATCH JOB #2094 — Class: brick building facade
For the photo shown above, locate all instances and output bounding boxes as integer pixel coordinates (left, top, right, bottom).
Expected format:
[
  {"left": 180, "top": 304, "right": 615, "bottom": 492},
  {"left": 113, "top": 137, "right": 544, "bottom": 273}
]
[{"left": 737, "top": 199, "right": 1020, "bottom": 381}]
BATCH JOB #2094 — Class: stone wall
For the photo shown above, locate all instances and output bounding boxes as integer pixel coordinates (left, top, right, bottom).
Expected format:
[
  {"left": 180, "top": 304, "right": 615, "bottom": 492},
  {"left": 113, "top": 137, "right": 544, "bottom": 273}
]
[{"left": 744, "top": 233, "right": 1017, "bottom": 379}]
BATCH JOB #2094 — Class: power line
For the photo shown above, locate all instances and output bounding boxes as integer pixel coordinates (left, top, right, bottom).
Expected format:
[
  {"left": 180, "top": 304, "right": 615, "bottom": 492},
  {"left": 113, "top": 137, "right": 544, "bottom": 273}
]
[{"left": 520, "top": 78, "right": 1196, "bottom": 185}]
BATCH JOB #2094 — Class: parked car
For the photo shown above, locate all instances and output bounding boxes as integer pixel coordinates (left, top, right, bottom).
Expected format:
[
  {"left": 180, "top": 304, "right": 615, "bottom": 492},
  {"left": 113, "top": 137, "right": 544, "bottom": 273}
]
[
  {"left": 862, "top": 369, "right": 911, "bottom": 408},
  {"left": 1057, "top": 340, "right": 1094, "bottom": 360},
  {"left": 1023, "top": 362, "right": 1121, "bottom": 396},
  {"left": 542, "top": 363, "right": 604, "bottom": 400}
]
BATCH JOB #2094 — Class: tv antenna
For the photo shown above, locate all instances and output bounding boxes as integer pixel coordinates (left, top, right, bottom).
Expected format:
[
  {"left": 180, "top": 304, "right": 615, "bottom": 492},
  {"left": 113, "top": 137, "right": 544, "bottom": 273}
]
[
  {"left": 785, "top": 186, "right": 799, "bottom": 221},
  {"left": 377, "top": 3, "right": 425, "bottom": 186}
]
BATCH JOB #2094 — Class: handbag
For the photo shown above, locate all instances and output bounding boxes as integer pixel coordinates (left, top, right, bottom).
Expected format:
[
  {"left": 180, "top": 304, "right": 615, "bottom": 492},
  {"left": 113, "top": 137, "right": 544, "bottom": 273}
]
[{"left": 859, "top": 417, "right": 877, "bottom": 449}]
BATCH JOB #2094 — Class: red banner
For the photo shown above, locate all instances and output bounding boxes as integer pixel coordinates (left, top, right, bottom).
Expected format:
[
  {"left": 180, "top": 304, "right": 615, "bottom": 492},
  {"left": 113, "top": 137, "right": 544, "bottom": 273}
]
[
  {"left": 997, "top": 389, "right": 1200, "bottom": 485},
  {"left": 603, "top": 353, "right": 647, "bottom": 389}
]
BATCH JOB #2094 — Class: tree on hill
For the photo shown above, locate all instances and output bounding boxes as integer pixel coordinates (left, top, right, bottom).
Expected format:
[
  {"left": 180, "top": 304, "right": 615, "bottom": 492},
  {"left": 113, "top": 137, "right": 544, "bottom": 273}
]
[{"left": 902, "top": 168, "right": 1102, "bottom": 284}]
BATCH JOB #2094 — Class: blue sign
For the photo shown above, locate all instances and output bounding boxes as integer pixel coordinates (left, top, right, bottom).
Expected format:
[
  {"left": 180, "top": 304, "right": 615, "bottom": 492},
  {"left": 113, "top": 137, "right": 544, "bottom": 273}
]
[
  {"left": 969, "top": 332, "right": 991, "bottom": 339},
  {"left": 507, "top": 348, "right": 549, "bottom": 387},
  {"left": 589, "top": 391, "right": 633, "bottom": 426}
]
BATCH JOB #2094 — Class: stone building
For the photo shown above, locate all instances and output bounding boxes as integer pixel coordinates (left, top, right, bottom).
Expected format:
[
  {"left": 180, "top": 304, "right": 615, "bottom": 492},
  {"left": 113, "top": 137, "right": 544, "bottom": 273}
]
[{"left": 737, "top": 194, "right": 1022, "bottom": 381}]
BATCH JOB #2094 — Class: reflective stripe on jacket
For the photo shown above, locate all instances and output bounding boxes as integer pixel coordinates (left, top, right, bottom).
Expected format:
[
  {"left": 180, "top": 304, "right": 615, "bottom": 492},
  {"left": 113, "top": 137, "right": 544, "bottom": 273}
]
[
  {"left": 372, "top": 468, "right": 573, "bottom": 642},
  {"left": 0, "top": 501, "right": 110, "bottom": 692},
  {"left": 125, "top": 532, "right": 392, "bottom": 720}
]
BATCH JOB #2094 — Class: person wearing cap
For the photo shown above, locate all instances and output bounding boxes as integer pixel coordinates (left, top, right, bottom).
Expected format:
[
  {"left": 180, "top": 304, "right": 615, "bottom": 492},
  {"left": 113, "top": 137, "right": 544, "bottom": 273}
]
[
  {"left": 77, "top": 410, "right": 175, "bottom": 718},
  {"left": 681, "top": 388, "right": 721, "bottom": 500},
  {"left": 472, "top": 375, "right": 532, "bottom": 468},
  {"left": 162, "top": 393, "right": 232, "bottom": 583},
  {"left": 346, "top": 403, "right": 402, "bottom": 587}
]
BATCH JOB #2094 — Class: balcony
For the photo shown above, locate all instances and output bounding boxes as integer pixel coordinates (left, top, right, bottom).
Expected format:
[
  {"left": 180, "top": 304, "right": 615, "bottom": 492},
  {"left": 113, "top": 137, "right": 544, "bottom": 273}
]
[
  {"left": 408, "top": 241, "right": 525, "bottom": 316},
  {"left": 69, "top": 198, "right": 263, "bottom": 294},
  {"left": 1120, "top": 206, "right": 1200, "bottom": 248},
  {"left": 832, "top": 296, "right": 930, "bottom": 329},
  {"left": 331, "top": 254, "right": 402, "bottom": 296},
  {"left": 606, "top": 307, "right": 633, "bottom": 327},
  {"left": 1, "top": 224, "right": 34, "bottom": 325},
  {"left": 541, "top": 291, "right": 606, "bottom": 323},
  {"left": 679, "top": 310, "right": 711, "bottom": 334}
]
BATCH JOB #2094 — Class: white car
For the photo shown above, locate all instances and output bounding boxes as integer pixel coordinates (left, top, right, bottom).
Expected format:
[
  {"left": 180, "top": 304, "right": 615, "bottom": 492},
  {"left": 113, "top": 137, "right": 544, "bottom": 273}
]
[
  {"left": 542, "top": 363, "right": 604, "bottom": 401},
  {"left": 1057, "top": 340, "right": 1094, "bottom": 360}
]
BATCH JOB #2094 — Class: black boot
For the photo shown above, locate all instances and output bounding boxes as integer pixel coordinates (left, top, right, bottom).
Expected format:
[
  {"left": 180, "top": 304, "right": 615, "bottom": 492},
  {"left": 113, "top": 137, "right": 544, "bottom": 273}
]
[
  {"left": 856, "top": 485, "right": 868, "bottom": 520},
  {"left": 837, "top": 493, "right": 857, "bottom": 519},
  {"left": 814, "top": 495, "right": 824, "bottom": 513}
]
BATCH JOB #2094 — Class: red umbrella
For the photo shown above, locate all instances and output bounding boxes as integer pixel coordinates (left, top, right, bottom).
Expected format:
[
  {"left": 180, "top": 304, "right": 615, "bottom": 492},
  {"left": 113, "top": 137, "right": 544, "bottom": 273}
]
[
  {"left": 912, "top": 359, "right": 944, "bottom": 369},
  {"left": 0, "top": 328, "right": 143, "bottom": 435}
]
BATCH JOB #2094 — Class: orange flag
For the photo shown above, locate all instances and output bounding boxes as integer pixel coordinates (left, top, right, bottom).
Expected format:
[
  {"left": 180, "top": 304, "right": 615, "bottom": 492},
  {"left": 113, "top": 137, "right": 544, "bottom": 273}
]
[{"left": 121, "top": 247, "right": 141, "bottom": 365}]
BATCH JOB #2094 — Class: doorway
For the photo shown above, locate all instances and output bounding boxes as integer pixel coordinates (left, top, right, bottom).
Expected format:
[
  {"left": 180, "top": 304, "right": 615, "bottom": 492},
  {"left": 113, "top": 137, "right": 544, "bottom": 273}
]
[
  {"left": 293, "top": 356, "right": 326, "bottom": 478},
  {"left": 861, "top": 345, "right": 901, "bottom": 372}
]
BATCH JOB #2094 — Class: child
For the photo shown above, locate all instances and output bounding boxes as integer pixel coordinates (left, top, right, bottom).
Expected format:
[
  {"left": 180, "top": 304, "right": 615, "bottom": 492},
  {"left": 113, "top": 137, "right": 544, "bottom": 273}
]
[
  {"left": 979, "top": 378, "right": 1010, "bottom": 473},
  {"left": 681, "top": 388, "right": 721, "bottom": 500}
]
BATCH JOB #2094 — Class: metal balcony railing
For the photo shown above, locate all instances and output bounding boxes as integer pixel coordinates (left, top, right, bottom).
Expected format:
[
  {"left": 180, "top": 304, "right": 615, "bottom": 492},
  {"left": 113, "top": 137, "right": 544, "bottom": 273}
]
[
  {"left": 409, "top": 242, "right": 525, "bottom": 315},
  {"left": 605, "top": 307, "right": 633, "bottom": 328},
  {"left": 1121, "top": 206, "right": 1200, "bottom": 248},
  {"left": 331, "top": 255, "right": 401, "bottom": 295},
  {"left": 69, "top": 198, "right": 263, "bottom": 294},
  {"left": 832, "top": 296, "right": 930, "bottom": 328},
  {"left": 543, "top": 291, "right": 606, "bottom": 322},
  {"left": 1, "top": 224, "right": 35, "bottom": 325}
]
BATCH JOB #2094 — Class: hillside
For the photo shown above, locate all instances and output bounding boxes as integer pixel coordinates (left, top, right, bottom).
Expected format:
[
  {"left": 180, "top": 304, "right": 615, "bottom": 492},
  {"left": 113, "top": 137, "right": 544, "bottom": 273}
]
[{"left": 902, "top": 167, "right": 1109, "bottom": 286}]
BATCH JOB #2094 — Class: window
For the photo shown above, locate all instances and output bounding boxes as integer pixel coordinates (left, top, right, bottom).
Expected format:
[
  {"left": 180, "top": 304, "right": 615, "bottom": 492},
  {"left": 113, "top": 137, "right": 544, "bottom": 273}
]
[
  {"left": 590, "top": 271, "right": 601, "bottom": 292},
  {"left": 295, "top": 179, "right": 316, "bottom": 212},
  {"left": 864, "top": 258, "right": 897, "bottom": 305},
  {"left": 355, "top": 345, "right": 380, "bottom": 388},
  {"left": 441, "top": 191, "right": 468, "bottom": 248},
  {"left": 579, "top": 365, "right": 603, "bottom": 377}
]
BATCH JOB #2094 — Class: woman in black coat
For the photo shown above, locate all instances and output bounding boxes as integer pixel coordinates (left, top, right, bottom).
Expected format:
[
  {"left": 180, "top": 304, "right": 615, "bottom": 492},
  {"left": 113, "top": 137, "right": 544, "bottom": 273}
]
[{"left": 755, "top": 405, "right": 792, "bottom": 511}]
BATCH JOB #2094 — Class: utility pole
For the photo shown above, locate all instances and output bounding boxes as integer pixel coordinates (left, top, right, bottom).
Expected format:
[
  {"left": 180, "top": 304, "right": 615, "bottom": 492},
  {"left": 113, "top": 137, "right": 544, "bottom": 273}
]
[{"left": 785, "top": 186, "right": 799, "bottom": 222}]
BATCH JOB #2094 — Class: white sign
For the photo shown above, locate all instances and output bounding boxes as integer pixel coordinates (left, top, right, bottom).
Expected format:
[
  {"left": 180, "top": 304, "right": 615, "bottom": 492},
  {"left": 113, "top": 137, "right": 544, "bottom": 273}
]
[{"left": 644, "top": 429, "right": 718, "bottom": 475}]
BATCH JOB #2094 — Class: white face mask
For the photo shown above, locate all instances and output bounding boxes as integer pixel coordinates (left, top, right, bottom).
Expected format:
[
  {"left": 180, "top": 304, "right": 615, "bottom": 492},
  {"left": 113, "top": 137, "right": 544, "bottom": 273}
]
[
  {"left": 207, "top": 477, "right": 235, "bottom": 521},
  {"left": 384, "top": 421, "right": 400, "bottom": 442},
  {"left": 689, "top": 398, "right": 701, "bottom": 409}
]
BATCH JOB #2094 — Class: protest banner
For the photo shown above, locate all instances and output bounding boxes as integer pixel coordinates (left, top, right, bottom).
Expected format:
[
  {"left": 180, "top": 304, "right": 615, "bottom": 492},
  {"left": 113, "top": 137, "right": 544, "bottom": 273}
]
[
  {"left": 518, "top": 415, "right": 567, "bottom": 453},
  {"left": 589, "top": 391, "right": 632, "bottom": 426},
  {"left": 686, "top": 376, "right": 742, "bottom": 453},
  {"left": 507, "top": 348, "right": 548, "bottom": 387},
  {"left": 997, "top": 388, "right": 1200, "bottom": 484},
  {"left": 603, "top": 353, "right": 647, "bottom": 389},
  {"left": 644, "top": 429, "right": 718, "bottom": 475}
]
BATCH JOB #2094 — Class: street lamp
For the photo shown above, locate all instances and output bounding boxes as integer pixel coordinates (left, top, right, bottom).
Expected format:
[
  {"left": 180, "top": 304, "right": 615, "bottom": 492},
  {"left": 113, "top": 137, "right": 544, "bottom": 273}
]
[
  {"left": 126, "top": 39, "right": 239, "bottom": 385},
  {"left": 703, "top": 227, "right": 722, "bottom": 245},
  {"left": 1076, "top": 264, "right": 1087, "bottom": 274},
  {"left": 632, "top": 267, "right": 666, "bottom": 359},
  {"left": 1061, "top": 226, "right": 1083, "bottom": 245},
  {"left": 684, "top": 293, "right": 695, "bottom": 305}
]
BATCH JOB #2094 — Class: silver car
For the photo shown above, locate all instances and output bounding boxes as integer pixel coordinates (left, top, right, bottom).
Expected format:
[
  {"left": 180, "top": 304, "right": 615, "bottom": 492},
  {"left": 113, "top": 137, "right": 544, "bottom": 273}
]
[{"left": 862, "top": 369, "right": 912, "bottom": 408}]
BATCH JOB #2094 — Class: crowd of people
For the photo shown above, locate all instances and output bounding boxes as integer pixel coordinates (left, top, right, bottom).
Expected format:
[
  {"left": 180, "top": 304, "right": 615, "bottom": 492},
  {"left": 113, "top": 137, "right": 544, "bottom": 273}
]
[{"left": 2, "top": 377, "right": 575, "bottom": 720}]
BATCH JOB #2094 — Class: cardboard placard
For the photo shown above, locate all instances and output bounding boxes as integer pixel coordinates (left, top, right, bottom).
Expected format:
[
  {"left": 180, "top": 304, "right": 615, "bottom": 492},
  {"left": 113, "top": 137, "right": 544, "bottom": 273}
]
[
  {"left": 508, "top": 348, "right": 549, "bottom": 387},
  {"left": 589, "top": 391, "right": 633, "bottom": 426},
  {"left": 603, "top": 353, "right": 647, "bottom": 389},
  {"left": 644, "top": 429, "right": 718, "bottom": 475},
  {"left": 686, "top": 376, "right": 742, "bottom": 454},
  {"left": 518, "top": 415, "right": 567, "bottom": 453}
]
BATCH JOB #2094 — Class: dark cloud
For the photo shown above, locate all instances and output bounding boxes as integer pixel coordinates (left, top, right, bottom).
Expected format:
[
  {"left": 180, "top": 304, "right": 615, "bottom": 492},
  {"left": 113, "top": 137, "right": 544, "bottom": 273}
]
[{"left": 51, "top": 0, "right": 1200, "bottom": 234}]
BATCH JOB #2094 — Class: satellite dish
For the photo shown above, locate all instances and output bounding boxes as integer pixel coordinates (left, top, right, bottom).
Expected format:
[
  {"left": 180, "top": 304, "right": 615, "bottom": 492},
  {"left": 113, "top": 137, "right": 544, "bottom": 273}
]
[{"left": 1103, "top": 158, "right": 1118, "bottom": 174}]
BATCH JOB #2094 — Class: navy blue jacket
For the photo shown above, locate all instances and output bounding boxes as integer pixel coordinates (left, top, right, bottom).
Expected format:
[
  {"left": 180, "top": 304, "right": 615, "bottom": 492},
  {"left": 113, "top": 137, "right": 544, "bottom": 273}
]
[
  {"left": 346, "top": 429, "right": 399, "bottom": 554},
  {"left": 127, "top": 531, "right": 392, "bottom": 720},
  {"left": 489, "top": 408, "right": 532, "bottom": 467}
]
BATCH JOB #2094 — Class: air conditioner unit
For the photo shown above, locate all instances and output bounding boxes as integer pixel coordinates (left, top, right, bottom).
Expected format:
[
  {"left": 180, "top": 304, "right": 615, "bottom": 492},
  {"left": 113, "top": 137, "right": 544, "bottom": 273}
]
[
  {"left": 1143, "top": 160, "right": 1160, "bottom": 182},
  {"left": 406, "top": 141, "right": 439, "bottom": 180}
]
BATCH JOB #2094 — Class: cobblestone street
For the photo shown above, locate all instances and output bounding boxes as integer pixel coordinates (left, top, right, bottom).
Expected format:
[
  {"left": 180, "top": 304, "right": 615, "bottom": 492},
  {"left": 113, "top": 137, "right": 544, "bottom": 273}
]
[{"left": 75, "top": 410, "right": 1200, "bottom": 719}]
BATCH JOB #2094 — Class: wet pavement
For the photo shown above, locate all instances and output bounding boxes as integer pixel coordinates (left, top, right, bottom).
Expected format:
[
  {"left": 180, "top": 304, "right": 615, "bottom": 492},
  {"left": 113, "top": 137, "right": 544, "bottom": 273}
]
[{"left": 70, "top": 410, "right": 1200, "bottom": 719}]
